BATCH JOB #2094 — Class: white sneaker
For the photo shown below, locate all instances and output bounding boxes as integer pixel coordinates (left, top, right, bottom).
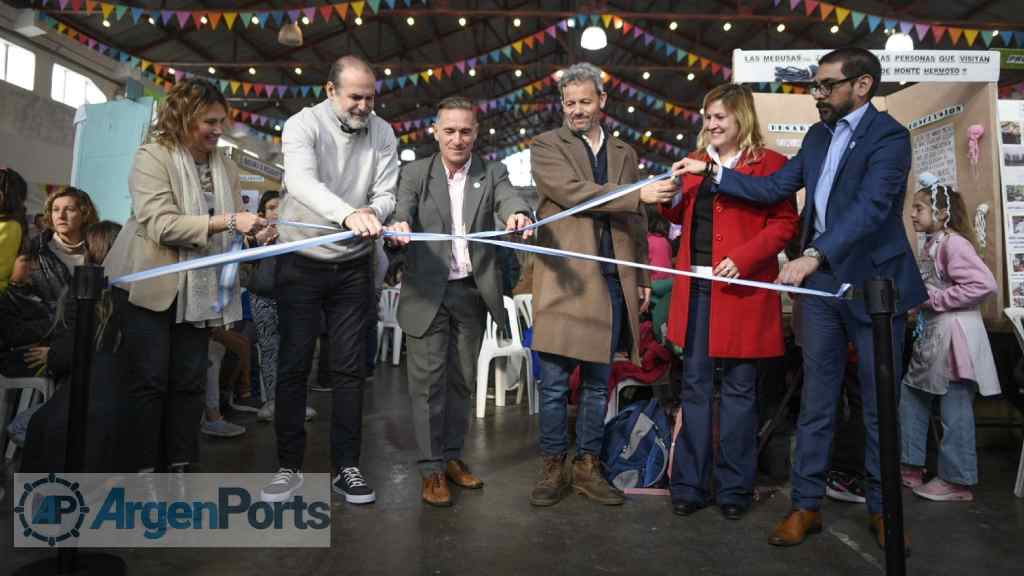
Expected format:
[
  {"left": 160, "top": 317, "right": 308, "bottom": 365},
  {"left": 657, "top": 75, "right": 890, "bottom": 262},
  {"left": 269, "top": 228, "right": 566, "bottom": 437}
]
[
  {"left": 200, "top": 416, "right": 246, "bottom": 438},
  {"left": 260, "top": 468, "right": 304, "bottom": 502}
]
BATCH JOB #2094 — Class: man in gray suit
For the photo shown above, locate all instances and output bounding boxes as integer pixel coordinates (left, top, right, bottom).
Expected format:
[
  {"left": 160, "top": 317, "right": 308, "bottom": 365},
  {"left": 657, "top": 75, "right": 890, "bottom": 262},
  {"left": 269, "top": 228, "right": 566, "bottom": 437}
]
[{"left": 387, "top": 96, "right": 533, "bottom": 507}]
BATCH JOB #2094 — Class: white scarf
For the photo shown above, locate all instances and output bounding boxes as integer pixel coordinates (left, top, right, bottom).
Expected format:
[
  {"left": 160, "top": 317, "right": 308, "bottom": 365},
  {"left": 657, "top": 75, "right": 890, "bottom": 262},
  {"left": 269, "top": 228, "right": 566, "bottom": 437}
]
[{"left": 170, "top": 145, "right": 241, "bottom": 326}]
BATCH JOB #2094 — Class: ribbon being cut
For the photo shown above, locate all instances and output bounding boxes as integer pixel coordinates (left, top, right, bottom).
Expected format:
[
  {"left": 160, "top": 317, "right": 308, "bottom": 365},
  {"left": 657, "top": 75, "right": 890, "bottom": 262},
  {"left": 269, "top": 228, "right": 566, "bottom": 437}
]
[{"left": 109, "top": 172, "right": 852, "bottom": 309}]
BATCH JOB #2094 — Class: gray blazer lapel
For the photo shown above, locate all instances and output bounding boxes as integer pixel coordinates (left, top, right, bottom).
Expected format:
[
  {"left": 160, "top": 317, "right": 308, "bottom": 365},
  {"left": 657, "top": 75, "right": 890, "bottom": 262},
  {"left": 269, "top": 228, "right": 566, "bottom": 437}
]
[
  {"left": 462, "top": 155, "right": 488, "bottom": 230},
  {"left": 427, "top": 154, "right": 453, "bottom": 232}
]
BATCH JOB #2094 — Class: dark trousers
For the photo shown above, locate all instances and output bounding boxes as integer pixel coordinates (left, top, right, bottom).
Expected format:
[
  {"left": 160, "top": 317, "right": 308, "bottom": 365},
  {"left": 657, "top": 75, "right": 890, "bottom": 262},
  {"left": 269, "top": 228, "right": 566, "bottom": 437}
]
[
  {"left": 274, "top": 252, "right": 370, "bottom": 471},
  {"left": 116, "top": 288, "right": 209, "bottom": 471},
  {"left": 406, "top": 278, "right": 486, "bottom": 475},
  {"left": 670, "top": 279, "right": 758, "bottom": 507},
  {"left": 792, "top": 272, "right": 905, "bottom": 514},
  {"left": 538, "top": 276, "right": 624, "bottom": 457},
  {"left": 831, "top": 361, "right": 866, "bottom": 477}
]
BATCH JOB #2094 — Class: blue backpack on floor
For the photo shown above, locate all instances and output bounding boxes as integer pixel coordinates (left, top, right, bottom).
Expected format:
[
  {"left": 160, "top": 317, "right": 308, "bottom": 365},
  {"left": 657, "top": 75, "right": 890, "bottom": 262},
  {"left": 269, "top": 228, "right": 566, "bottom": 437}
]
[{"left": 600, "top": 398, "right": 672, "bottom": 490}]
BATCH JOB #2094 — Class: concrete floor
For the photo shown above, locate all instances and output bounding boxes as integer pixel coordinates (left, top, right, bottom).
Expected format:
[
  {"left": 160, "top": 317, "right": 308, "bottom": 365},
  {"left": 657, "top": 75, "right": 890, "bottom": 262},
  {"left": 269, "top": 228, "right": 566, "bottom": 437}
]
[{"left": 4, "top": 362, "right": 1024, "bottom": 575}]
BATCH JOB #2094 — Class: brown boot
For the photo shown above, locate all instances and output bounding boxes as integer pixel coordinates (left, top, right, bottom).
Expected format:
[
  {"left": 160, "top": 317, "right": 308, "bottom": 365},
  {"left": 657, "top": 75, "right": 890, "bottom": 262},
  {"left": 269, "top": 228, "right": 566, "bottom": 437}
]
[
  {"left": 446, "top": 460, "right": 484, "bottom": 489},
  {"left": 529, "top": 454, "right": 570, "bottom": 507},
  {"left": 768, "top": 509, "right": 822, "bottom": 546},
  {"left": 869, "top": 513, "right": 911, "bottom": 557},
  {"left": 422, "top": 472, "right": 451, "bottom": 507},
  {"left": 571, "top": 454, "right": 624, "bottom": 506}
]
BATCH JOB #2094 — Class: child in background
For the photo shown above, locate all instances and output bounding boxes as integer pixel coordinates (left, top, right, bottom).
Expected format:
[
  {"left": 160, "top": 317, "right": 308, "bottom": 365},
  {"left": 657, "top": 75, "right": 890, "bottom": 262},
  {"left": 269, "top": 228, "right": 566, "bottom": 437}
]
[
  {"left": 900, "top": 184, "right": 999, "bottom": 502},
  {"left": 645, "top": 204, "right": 673, "bottom": 280}
]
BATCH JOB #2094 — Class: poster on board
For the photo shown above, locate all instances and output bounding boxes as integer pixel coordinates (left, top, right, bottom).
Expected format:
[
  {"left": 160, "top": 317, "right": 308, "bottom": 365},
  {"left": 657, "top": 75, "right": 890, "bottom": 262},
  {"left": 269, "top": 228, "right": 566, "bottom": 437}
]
[{"left": 998, "top": 100, "right": 1024, "bottom": 307}]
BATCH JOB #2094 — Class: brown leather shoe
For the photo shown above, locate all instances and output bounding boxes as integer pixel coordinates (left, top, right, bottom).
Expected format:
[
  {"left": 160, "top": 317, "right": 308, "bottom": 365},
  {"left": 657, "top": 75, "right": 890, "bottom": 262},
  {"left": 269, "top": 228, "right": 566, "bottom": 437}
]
[
  {"left": 869, "top": 513, "right": 911, "bottom": 557},
  {"left": 422, "top": 472, "right": 452, "bottom": 507},
  {"left": 571, "top": 454, "right": 624, "bottom": 506},
  {"left": 768, "top": 509, "right": 822, "bottom": 546},
  {"left": 530, "top": 454, "right": 570, "bottom": 507},
  {"left": 446, "top": 459, "right": 484, "bottom": 489}
]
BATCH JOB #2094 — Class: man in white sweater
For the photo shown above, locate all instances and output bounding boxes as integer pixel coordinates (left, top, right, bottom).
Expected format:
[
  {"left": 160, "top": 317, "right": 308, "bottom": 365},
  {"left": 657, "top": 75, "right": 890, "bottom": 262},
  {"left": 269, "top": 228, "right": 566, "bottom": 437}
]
[{"left": 261, "top": 55, "right": 398, "bottom": 505}]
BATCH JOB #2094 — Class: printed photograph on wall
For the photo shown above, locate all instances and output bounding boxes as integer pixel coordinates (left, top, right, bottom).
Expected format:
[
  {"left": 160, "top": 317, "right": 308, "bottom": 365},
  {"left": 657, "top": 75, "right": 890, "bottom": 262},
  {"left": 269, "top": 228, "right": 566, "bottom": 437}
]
[
  {"left": 1001, "top": 121, "right": 1022, "bottom": 145},
  {"left": 1005, "top": 145, "right": 1024, "bottom": 167}
]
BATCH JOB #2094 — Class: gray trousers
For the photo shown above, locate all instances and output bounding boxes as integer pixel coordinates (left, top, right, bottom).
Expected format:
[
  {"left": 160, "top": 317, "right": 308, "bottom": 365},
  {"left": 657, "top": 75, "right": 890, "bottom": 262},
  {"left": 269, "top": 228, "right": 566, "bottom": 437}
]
[{"left": 406, "top": 278, "right": 486, "bottom": 475}]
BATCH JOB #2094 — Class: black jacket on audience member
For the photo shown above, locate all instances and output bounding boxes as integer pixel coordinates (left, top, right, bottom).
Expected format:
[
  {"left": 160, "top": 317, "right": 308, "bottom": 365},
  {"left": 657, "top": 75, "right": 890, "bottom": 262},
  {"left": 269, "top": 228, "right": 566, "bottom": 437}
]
[{"left": 26, "top": 231, "right": 72, "bottom": 316}]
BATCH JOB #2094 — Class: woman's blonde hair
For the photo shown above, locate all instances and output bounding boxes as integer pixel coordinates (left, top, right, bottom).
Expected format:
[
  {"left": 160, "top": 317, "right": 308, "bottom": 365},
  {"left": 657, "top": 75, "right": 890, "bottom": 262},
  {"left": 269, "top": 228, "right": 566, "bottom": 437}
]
[
  {"left": 695, "top": 83, "right": 765, "bottom": 159},
  {"left": 150, "top": 78, "right": 230, "bottom": 148},
  {"left": 44, "top": 186, "right": 99, "bottom": 232}
]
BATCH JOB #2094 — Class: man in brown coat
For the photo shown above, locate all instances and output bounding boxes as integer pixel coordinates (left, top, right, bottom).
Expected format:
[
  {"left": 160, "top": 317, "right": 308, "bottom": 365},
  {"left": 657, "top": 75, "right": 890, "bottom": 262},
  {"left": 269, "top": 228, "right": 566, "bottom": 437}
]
[{"left": 528, "top": 62, "right": 677, "bottom": 507}]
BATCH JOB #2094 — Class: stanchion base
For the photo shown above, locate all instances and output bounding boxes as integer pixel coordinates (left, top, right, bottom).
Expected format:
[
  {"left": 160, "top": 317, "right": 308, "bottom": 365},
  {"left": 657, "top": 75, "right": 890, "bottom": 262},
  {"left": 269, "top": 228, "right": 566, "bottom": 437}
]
[{"left": 12, "top": 552, "right": 126, "bottom": 576}]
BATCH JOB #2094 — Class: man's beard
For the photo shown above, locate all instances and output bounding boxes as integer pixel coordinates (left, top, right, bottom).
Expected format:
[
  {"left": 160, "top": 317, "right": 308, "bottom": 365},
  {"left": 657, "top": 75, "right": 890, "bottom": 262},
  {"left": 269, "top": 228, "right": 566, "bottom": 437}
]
[
  {"left": 339, "top": 109, "right": 370, "bottom": 130},
  {"left": 566, "top": 115, "right": 594, "bottom": 135},
  {"left": 817, "top": 98, "right": 853, "bottom": 125}
]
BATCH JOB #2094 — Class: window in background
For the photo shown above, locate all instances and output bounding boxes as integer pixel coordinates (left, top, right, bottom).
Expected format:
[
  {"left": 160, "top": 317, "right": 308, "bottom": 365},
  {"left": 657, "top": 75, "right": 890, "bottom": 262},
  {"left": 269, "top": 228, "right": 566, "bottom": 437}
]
[
  {"left": 0, "top": 36, "right": 36, "bottom": 91},
  {"left": 51, "top": 62, "right": 106, "bottom": 109}
]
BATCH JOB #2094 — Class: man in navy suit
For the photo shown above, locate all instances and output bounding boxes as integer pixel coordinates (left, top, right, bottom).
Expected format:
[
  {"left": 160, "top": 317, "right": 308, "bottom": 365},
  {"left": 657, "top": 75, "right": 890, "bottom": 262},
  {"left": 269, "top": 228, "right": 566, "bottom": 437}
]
[{"left": 674, "top": 47, "right": 925, "bottom": 551}]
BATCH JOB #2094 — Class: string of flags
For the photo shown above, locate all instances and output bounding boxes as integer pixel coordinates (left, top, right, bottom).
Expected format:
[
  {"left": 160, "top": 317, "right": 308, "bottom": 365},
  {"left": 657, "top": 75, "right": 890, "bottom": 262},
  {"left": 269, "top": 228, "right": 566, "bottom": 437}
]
[
  {"left": 773, "top": 0, "right": 1024, "bottom": 48},
  {"left": 33, "top": 0, "right": 427, "bottom": 29}
]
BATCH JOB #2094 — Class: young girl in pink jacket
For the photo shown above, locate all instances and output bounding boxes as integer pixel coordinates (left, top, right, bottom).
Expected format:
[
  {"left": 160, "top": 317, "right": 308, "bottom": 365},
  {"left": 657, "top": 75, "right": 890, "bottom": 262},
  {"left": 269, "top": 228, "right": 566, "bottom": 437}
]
[{"left": 900, "top": 183, "right": 999, "bottom": 502}]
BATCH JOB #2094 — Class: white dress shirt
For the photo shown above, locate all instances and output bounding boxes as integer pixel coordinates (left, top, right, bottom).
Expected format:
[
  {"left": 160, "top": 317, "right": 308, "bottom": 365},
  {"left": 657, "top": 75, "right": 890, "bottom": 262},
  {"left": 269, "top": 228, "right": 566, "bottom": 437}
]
[{"left": 444, "top": 157, "right": 473, "bottom": 280}]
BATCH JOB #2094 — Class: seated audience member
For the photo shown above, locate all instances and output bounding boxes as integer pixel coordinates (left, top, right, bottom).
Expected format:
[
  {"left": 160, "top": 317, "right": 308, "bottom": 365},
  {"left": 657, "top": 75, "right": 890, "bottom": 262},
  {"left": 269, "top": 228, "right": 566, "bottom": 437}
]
[
  {"left": 27, "top": 186, "right": 99, "bottom": 313},
  {"left": 1, "top": 167, "right": 28, "bottom": 292},
  {"left": 18, "top": 221, "right": 122, "bottom": 473},
  {"left": 661, "top": 83, "right": 798, "bottom": 520}
]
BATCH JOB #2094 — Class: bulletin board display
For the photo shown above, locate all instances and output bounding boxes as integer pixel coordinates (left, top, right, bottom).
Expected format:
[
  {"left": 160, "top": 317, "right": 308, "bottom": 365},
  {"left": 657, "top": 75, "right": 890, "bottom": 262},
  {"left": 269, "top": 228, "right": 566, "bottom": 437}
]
[{"left": 997, "top": 100, "right": 1024, "bottom": 311}]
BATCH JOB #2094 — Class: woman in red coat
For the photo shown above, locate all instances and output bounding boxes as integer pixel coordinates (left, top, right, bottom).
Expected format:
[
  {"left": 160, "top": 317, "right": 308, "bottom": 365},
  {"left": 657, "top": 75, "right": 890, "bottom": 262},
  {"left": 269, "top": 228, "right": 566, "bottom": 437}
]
[{"left": 660, "top": 84, "right": 799, "bottom": 520}]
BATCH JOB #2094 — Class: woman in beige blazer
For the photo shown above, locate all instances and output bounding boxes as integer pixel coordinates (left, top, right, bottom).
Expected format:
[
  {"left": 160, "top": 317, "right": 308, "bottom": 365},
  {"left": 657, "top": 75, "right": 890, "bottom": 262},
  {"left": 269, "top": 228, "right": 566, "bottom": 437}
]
[{"left": 107, "top": 79, "right": 265, "bottom": 474}]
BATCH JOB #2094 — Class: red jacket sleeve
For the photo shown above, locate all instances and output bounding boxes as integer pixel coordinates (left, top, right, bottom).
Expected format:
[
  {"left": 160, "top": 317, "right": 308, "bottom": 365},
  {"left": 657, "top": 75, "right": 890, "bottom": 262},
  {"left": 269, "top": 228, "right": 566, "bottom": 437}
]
[{"left": 726, "top": 151, "right": 801, "bottom": 276}]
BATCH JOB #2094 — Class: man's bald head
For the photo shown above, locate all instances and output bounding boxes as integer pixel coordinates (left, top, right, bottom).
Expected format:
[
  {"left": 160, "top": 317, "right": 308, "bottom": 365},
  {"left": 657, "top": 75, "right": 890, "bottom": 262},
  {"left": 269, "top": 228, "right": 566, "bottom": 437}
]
[{"left": 328, "top": 56, "right": 375, "bottom": 87}]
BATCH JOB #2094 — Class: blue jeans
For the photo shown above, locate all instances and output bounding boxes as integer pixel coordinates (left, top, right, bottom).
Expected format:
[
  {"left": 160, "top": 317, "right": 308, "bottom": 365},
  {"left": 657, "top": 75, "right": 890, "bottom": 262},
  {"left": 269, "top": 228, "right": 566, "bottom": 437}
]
[
  {"left": 899, "top": 380, "right": 978, "bottom": 485},
  {"left": 791, "top": 272, "right": 905, "bottom": 515},
  {"left": 538, "top": 276, "right": 624, "bottom": 457},
  {"left": 670, "top": 279, "right": 758, "bottom": 507}
]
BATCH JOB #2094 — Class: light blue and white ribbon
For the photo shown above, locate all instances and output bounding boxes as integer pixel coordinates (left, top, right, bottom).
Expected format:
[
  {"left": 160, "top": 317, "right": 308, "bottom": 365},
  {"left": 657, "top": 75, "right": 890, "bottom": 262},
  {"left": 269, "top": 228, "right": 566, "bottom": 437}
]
[{"left": 111, "top": 171, "right": 851, "bottom": 302}]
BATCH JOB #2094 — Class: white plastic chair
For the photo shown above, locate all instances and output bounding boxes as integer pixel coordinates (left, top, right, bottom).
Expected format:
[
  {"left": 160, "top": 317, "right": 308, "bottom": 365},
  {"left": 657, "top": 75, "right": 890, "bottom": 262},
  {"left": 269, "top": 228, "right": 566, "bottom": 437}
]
[
  {"left": 376, "top": 287, "right": 402, "bottom": 366},
  {"left": 1002, "top": 308, "right": 1024, "bottom": 498},
  {"left": 513, "top": 293, "right": 533, "bottom": 330},
  {"left": 476, "top": 296, "right": 537, "bottom": 418},
  {"left": 1, "top": 375, "right": 54, "bottom": 461}
]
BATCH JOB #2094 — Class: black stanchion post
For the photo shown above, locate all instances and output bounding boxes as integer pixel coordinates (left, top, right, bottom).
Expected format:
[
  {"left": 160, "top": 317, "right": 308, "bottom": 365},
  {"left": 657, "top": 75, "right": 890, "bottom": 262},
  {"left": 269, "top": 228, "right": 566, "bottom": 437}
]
[
  {"left": 863, "top": 278, "right": 907, "bottom": 576},
  {"left": 15, "top": 265, "right": 124, "bottom": 576}
]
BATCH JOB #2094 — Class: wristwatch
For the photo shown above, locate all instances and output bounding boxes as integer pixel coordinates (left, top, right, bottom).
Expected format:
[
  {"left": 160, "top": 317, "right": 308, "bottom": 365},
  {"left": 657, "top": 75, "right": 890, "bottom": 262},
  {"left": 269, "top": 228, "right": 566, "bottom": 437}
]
[{"left": 802, "top": 246, "right": 823, "bottom": 263}]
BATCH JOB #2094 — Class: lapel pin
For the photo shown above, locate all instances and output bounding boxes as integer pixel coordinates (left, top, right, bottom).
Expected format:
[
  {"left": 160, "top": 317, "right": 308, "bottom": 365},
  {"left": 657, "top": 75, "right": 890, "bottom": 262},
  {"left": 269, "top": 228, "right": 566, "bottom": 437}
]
[
  {"left": 849, "top": 141, "right": 856, "bottom": 150},
  {"left": 473, "top": 182, "right": 481, "bottom": 188}
]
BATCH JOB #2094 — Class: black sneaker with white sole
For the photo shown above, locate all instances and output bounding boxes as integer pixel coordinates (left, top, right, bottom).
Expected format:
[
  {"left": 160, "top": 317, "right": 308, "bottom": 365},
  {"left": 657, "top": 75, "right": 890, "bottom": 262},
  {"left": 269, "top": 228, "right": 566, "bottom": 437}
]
[
  {"left": 333, "top": 467, "right": 376, "bottom": 504},
  {"left": 261, "top": 468, "right": 304, "bottom": 503}
]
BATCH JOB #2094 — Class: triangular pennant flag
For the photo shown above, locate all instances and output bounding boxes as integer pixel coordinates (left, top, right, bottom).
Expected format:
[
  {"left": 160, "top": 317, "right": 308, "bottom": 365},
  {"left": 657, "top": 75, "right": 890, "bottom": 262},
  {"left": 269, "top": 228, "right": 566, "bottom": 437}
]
[
  {"left": 336, "top": 3, "right": 350, "bottom": 20},
  {"left": 240, "top": 12, "right": 253, "bottom": 27},
  {"left": 835, "top": 7, "right": 849, "bottom": 25},
  {"left": 948, "top": 27, "right": 963, "bottom": 45},
  {"left": 319, "top": 5, "right": 334, "bottom": 23},
  {"left": 867, "top": 15, "right": 881, "bottom": 32},
  {"left": 804, "top": 0, "right": 819, "bottom": 17},
  {"left": 980, "top": 30, "right": 993, "bottom": 47},
  {"left": 409, "top": 74, "right": 419, "bottom": 86},
  {"left": 254, "top": 84, "right": 265, "bottom": 97},
  {"left": 85, "top": 1, "right": 97, "bottom": 14},
  {"left": 622, "top": 21, "right": 633, "bottom": 35},
  {"left": 130, "top": 7, "right": 143, "bottom": 23},
  {"left": 1016, "top": 31, "right": 1024, "bottom": 47},
  {"left": 257, "top": 12, "right": 270, "bottom": 27},
  {"left": 914, "top": 23, "right": 930, "bottom": 41},
  {"left": 161, "top": 10, "right": 174, "bottom": 25},
  {"left": 711, "top": 62, "right": 721, "bottom": 75},
  {"left": 433, "top": 67, "right": 442, "bottom": 79},
  {"left": 700, "top": 57, "right": 710, "bottom": 70},
  {"left": 444, "top": 64, "right": 454, "bottom": 77},
  {"left": 224, "top": 12, "right": 237, "bottom": 29},
  {"left": 287, "top": 10, "right": 300, "bottom": 23},
  {"left": 524, "top": 36, "right": 535, "bottom": 50},
  {"left": 101, "top": 3, "right": 113, "bottom": 19},
  {"left": 385, "top": 0, "right": 397, "bottom": 9},
  {"left": 193, "top": 12, "right": 206, "bottom": 30},
  {"left": 643, "top": 32, "right": 654, "bottom": 46},
  {"left": 546, "top": 25, "right": 557, "bottom": 39},
  {"left": 501, "top": 46, "right": 512, "bottom": 59},
  {"left": 850, "top": 11, "right": 865, "bottom": 29},
  {"left": 512, "top": 40, "right": 524, "bottom": 54},
  {"left": 175, "top": 11, "right": 190, "bottom": 29},
  {"left": 455, "top": 60, "right": 466, "bottom": 73},
  {"left": 534, "top": 31, "right": 546, "bottom": 44},
  {"left": 366, "top": 0, "right": 381, "bottom": 14},
  {"left": 303, "top": 7, "right": 317, "bottom": 22},
  {"left": 899, "top": 21, "right": 913, "bottom": 35},
  {"left": 397, "top": 76, "right": 407, "bottom": 88},
  {"left": 819, "top": 3, "right": 834, "bottom": 21},
  {"left": 209, "top": 12, "right": 222, "bottom": 29},
  {"left": 688, "top": 53, "right": 699, "bottom": 66},
  {"left": 931, "top": 25, "right": 946, "bottom": 43},
  {"left": 271, "top": 11, "right": 286, "bottom": 27},
  {"left": 140, "top": 59, "right": 152, "bottom": 71},
  {"left": 219, "top": 80, "right": 229, "bottom": 92},
  {"left": 385, "top": 78, "right": 395, "bottom": 90},
  {"left": 789, "top": 0, "right": 802, "bottom": 9},
  {"left": 242, "top": 82, "right": 252, "bottom": 95},
  {"left": 601, "top": 14, "right": 613, "bottom": 28},
  {"left": 351, "top": 2, "right": 365, "bottom": 17},
  {"left": 884, "top": 18, "right": 898, "bottom": 32},
  {"left": 964, "top": 28, "right": 978, "bottom": 46},
  {"left": 153, "top": 64, "right": 163, "bottom": 75}
]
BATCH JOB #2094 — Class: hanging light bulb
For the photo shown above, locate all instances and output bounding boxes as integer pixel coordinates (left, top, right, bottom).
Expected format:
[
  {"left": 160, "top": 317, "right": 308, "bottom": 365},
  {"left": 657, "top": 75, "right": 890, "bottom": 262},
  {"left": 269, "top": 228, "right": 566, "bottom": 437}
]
[
  {"left": 168, "top": 67, "right": 176, "bottom": 75},
  {"left": 687, "top": 72, "right": 695, "bottom": 81},
  {"left": 148, "top": 16, "right": 156, "bottom": 25},
  {"left": 384, "top": 68, "right": 392, "bottom": 76},
  {"left": 514, "top": 69, "right": 523, "bottom": 77},
  {"left": 354, "top": 16, "right": 363, "bottom": 26},
  {"left": 513, "top": 18, "right": 521, "bottom": 27},
  {"left": 249, "top": 67, "right": 257, "bottom": 75},
  {"left": 469, "top": 68, "right": 477, "bottom": 77},
  {"left": 251, "top": 15, "right": 260, "bottom": 25},
  {"left": 776, "top": 23, "right": 786, "bottom": 33},
  {"left": 669, "top": 21, "right": 678, "bottom": 31},
  {"left": 407, "top": 16, "right": 415, "bottom": 26},
  {"left": 613, "top": 130, "right": 621, "bottom": 137},
  {"left": 459, "top": 17, "right": 468, "bottom": 27},
  {"left": 519, "top": 127, "right": 526, "bottom": 135},
  {"left": 676, "top": 134, "right": 684, "bottom": 141},
  {"left": 301, "top": 16, "right": 310, "bottom": 26},
  {"left": 644, "top": 130, "right": 652, "bottom": 137},
  {"left": 294, "top": 67, "right": 303, "bottom": 75},
  {"left": 642, "top": 71, "right": 651, "bottom": 80},
  {"left": 723, "top": 22, "right": 732, "bottom": 32},
  {"left": 489, "top": 128, "right": 496, "bottom": 135},
  {"left": 400, "top": 149, "right": 416, "bottom": 162},
  {"left": 200, "top": 16, "right": 209, "bottom": 25},
  {"left": 830, "top": 25, "right": 839, "bottom": 34},
  {"left": 208, "top": 66, "right": 216, "bottom": 74},
  {"left": 580, "top": 26, "right": 608, "bottom": 50},
  {"left": 627, "top": 105, "right": 635, "bottom": 113},
  {"left": 102, "top": 19, "right": 111, "bottom": 28}
]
